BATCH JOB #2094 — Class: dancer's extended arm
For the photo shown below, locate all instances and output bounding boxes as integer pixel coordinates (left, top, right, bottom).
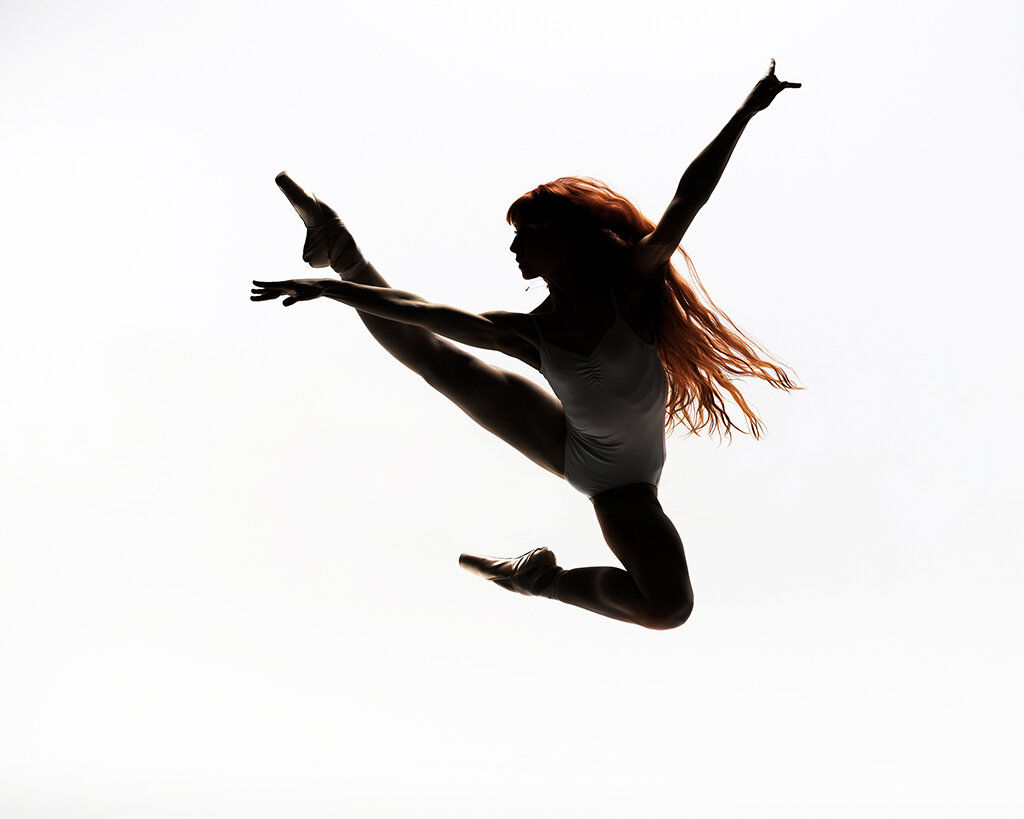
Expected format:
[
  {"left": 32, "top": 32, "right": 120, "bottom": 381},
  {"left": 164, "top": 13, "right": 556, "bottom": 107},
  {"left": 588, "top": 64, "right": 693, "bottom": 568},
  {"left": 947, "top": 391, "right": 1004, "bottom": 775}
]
[
  {"left": 251, "top": 278, "right": 538, "bottom": 363},
  {"left": 635, "top": 59, "right": 801, "bottom": 271}
]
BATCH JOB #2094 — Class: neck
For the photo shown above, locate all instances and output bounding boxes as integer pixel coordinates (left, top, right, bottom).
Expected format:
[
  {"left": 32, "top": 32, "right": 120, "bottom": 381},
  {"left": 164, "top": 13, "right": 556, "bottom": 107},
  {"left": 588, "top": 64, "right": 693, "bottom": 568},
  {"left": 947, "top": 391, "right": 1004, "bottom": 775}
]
[{"left": 543, "top": 262, "right": 605, "bottom": 310}]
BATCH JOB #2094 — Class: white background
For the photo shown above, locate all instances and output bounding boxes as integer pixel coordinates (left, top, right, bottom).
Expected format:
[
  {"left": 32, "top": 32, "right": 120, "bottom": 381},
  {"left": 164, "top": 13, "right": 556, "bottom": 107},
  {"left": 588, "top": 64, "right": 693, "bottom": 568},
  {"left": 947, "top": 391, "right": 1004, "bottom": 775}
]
[{"left": 2, "top": 0, "right": 1022, "bottom": 816}]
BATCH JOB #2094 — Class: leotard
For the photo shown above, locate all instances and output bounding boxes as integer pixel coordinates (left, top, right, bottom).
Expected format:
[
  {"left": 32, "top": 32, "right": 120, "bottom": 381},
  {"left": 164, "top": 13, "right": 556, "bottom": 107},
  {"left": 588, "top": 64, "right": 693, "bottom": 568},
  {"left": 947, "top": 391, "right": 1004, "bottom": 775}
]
[{"left": 534, "top": 287, "right": 667, "bottom": 498}]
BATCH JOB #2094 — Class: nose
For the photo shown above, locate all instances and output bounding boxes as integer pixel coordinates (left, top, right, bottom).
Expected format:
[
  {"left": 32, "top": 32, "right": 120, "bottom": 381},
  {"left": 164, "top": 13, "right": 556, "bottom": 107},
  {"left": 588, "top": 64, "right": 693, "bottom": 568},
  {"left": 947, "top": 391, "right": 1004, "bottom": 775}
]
[{"left": 510, "top": 234, "right": 519, "bottom": 253}]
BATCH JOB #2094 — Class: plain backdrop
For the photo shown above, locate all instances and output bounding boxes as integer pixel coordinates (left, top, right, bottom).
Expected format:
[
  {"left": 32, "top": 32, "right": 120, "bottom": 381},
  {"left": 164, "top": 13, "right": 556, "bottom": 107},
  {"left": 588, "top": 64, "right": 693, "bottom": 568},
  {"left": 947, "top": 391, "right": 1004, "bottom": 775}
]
[{"left": 2, "top": 0, "right": 1022, "bottom": 816}]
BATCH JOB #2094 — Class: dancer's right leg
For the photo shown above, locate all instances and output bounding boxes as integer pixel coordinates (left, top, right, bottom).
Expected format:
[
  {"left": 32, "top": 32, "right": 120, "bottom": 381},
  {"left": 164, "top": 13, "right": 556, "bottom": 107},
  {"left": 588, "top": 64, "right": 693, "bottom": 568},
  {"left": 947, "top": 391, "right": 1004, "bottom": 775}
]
[{"left": 275, "top": 173, "right": 566, "bottom": 477}]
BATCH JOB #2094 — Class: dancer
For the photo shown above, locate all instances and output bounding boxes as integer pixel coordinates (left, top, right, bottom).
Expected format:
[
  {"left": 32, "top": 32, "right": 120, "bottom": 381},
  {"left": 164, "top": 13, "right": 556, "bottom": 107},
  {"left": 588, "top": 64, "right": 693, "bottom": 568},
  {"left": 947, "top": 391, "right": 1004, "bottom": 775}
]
[{"left": 252, "top": 59, "right": 800, "bottom": 629}]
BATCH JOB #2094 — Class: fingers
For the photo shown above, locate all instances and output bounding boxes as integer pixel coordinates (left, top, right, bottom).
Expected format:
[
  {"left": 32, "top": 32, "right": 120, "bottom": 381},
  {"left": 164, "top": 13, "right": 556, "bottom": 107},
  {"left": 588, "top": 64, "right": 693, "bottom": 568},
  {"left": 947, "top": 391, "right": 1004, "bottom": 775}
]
[
  {"left": 251, "top": 280, "right": 287, "bottom": 302},
  {"left": 275, "top": 171, "right": 324, "bottom": 228},
  {"left": 250, "top": 290, "right": 302, "bottom": 305},
  {"left": 250, "top": 284, "right": 282, "bottom": 301},
  {"left": 250, "top": 279, "right": 317, "bottom": 307},
  {"left": 765, "top": 58, "right": 801, "bottom": 92}
]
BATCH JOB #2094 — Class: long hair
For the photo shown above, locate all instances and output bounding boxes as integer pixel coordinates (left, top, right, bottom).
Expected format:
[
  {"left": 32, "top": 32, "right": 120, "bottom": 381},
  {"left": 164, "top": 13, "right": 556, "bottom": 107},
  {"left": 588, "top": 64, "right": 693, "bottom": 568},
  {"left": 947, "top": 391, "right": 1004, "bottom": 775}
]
[{"left": 507, "top": 176, "right": 797, "bottom": 439}]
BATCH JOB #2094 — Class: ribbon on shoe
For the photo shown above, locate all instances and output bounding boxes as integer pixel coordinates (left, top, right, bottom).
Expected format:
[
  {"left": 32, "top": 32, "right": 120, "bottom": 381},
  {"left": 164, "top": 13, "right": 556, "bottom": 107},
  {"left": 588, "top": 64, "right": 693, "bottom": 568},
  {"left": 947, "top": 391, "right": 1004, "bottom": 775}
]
[
  {"left": 275, "top": 172, "right": 365, "bottom": 274},
  {"left": 459, "top": 548, "right": 560, "bottom": 597}
]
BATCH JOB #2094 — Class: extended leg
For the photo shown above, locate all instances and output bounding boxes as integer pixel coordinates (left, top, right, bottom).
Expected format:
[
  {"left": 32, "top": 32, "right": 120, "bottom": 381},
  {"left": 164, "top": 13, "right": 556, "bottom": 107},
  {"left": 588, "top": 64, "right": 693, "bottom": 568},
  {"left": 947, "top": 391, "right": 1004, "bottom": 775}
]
[{"left": 275, "top": 173, "right": 565, "bottom": 476}]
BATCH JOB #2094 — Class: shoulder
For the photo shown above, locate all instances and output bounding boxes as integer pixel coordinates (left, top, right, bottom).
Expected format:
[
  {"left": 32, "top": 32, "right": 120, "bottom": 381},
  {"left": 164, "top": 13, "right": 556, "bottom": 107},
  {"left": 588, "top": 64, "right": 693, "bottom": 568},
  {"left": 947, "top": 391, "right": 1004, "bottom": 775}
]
[
  {"left": 479, "top": 310, "right": 542, "bottom": 349},
  {"left": 476, "top": 310, "right": 543, "bottom": 369},
  {"left": 625, "top": 236, "right": 673, "bottom": 285}
]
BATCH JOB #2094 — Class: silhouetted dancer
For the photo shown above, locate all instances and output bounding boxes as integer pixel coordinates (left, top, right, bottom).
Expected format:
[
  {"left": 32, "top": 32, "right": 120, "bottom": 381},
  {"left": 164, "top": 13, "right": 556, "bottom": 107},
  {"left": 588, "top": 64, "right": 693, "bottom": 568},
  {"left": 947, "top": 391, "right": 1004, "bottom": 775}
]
[{"left": 252, "top": 59, "right": 801, "bottom": 629}]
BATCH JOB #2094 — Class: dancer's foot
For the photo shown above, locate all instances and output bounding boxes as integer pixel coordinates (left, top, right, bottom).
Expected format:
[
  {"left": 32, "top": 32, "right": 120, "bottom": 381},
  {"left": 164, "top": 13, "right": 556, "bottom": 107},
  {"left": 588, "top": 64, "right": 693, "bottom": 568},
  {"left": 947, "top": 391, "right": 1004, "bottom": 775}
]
[
  {"left": 275, "top": 171, "right": 367, "bottom": 276},
  {"left": 459, "top": 547, "right": 563, "bottom": 598}
]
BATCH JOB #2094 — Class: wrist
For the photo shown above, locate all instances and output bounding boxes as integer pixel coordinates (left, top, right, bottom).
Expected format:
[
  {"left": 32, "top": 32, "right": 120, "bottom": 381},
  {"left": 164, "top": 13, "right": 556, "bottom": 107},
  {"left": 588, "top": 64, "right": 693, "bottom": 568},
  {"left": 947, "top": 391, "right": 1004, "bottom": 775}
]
[
  {"left": 735, "top": 105, "right": 757, "bottom": 122},
  {"left": 319, "top": 279, "right": 348, "bottom": 299}
]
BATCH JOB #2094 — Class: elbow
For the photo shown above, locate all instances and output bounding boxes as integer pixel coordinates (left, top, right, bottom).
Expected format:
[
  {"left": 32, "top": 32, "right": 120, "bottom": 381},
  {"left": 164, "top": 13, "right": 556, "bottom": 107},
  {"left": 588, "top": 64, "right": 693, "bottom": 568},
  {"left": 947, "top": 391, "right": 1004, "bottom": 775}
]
[
  {"left": 671, "top": 180, "right": 711, "bottom": 212},
  {"left": 413, "top": 301, "right": 456, "bottom": 334}
]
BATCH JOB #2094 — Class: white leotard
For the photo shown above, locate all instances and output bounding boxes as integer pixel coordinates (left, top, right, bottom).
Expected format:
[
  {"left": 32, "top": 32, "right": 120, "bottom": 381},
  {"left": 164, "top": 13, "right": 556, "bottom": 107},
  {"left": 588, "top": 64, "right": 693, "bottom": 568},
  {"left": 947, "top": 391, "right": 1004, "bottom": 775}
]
[{"left": 534, "top": 288, "right": 667, "bottom": 498}]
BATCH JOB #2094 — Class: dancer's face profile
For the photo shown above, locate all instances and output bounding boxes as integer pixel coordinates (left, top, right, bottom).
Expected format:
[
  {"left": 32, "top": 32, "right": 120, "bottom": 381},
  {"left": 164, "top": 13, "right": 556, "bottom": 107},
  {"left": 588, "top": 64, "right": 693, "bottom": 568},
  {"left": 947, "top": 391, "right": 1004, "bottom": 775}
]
[{"left": 509, "top": 221, "right": 575, "bottom": 282}]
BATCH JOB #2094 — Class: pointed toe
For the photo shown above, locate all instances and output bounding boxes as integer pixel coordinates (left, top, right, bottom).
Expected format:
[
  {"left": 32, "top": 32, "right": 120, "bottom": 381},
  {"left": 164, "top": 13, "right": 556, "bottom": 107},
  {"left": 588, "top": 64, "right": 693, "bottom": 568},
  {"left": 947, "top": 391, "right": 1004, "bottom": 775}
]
[
  {"left": 276, "top": 172, "right": 325, "bottom": 228},
  {"left": 458, "top": 552, "right": 492, "bottom": 577},
  {"left": 459, "top": 547, "right": 555, "bottom": 581},
  {"left": 458, "top": 548, "right": 561, "bottom": 597},
  {"left": 276, "top": 174, "right": 364, "bottom": 275}
]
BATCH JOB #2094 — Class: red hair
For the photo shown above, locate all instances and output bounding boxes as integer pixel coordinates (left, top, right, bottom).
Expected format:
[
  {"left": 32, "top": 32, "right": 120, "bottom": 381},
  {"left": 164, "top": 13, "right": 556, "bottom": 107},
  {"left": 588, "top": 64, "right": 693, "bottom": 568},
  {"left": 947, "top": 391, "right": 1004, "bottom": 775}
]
[{"left": 507, "top": 176, "right": 797, "bottom": 438}]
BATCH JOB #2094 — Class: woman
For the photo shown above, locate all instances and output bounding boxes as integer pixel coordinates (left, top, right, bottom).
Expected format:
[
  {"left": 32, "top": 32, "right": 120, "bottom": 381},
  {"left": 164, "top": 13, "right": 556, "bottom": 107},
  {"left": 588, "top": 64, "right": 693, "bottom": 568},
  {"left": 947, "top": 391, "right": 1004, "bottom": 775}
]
[{"left": 252, "top": 59, "right": 801, "bottom": 630}]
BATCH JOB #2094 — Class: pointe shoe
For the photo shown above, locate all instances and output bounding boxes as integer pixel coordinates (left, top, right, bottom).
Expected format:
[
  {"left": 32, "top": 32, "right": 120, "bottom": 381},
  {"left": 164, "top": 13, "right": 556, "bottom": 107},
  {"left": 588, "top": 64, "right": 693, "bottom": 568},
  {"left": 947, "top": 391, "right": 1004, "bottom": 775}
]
[
  {"left": 275, "top": 171, "right": 364, "bottom": 273},
  {"left": 459, "top": 547, "right": 561, "bottom": 597}
]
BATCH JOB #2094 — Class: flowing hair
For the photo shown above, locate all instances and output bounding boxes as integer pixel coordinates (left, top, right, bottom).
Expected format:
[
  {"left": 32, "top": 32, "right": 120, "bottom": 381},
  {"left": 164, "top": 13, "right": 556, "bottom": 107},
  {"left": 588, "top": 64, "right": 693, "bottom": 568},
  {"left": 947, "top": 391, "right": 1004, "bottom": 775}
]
[{"left": 507, "top": 176, "right": 797, "bottom": 439}]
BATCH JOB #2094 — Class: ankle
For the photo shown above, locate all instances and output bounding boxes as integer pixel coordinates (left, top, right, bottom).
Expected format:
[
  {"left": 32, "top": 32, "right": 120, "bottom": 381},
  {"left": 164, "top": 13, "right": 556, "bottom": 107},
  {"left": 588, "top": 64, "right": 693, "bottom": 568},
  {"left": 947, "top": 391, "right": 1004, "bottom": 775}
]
[
  {"left": 330, "top": 248, "right": 368, "bottom": 280},
  {"left": 532, "top": 566, "right": 565, "bottom": 600},
  {"left": 334, "top": 258, "right": 368, "bottom": 280}
]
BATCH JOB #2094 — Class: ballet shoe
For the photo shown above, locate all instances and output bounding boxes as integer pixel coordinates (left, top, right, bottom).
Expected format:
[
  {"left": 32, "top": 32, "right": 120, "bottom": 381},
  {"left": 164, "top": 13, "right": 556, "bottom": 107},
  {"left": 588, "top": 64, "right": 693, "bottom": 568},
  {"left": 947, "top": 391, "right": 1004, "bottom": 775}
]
[
  {"left": 275, "top": 171, "right": 325, "bottom": 227},
  {"left": 275, "top": 171, "right": 364, "bottom": 273},
  {"left": 459, "top": 547, "right": 561, "bottom": 597}
]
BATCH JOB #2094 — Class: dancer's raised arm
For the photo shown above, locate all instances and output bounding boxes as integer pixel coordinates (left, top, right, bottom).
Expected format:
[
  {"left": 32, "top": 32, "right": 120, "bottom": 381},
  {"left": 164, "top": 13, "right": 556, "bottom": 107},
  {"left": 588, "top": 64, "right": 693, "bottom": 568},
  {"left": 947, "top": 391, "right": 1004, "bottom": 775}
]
[
  {"left": 635, "top": 59, "right": 801, "bottom": 272},
  {"left": 251, "top": 278, "right": 539, "bottom": 364}
]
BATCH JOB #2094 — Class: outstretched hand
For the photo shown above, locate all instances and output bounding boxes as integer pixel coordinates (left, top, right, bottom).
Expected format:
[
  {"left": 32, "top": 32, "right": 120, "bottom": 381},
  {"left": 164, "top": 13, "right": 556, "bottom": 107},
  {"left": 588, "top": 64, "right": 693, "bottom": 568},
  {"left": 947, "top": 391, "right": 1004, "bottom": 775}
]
[
  {"left": 740, "top": 58, "right": 801, "bottom": 115},
  {"left": 251, "top": 278, "right": 333, "bottom": 306}
]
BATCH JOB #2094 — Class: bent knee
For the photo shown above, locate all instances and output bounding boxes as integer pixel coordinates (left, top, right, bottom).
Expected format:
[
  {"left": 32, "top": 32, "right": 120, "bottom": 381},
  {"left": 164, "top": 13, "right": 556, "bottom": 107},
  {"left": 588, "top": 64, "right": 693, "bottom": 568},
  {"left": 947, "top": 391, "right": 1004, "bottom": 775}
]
[{"left": 641, "top": 593, "right": 694, "bottom": 631}]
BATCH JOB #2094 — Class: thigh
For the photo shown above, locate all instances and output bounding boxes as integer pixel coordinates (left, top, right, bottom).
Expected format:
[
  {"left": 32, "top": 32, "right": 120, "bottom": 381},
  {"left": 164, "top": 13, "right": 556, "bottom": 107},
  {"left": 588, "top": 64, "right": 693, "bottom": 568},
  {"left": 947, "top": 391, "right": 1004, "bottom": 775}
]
[
  {"left": 342, "top": 263, "right": 565, "bottom": 474},
  {"left": 423, "top": 347, "right": 566, "bottom": 478},
  {"left": 591, "top": 485, "right": 692, "bottom": 609}
]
